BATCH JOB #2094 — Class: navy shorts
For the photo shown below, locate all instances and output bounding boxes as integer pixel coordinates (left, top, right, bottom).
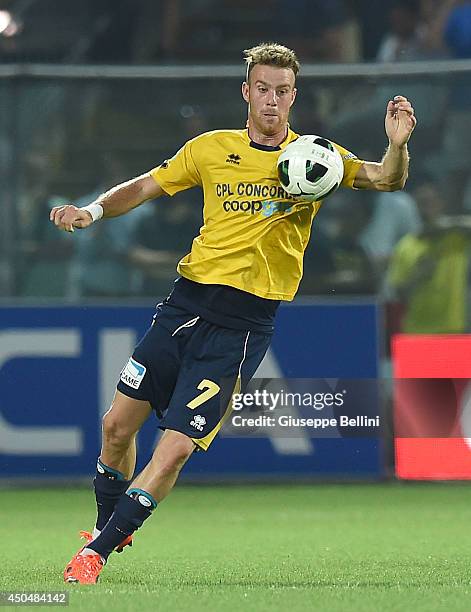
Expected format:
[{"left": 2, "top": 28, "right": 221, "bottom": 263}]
[{"left": 117, "top": 303, "right": 272, "bottom": 450}]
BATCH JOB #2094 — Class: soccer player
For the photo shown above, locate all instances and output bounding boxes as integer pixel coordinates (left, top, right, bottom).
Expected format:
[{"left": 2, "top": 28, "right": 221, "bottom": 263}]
[{"left": 50, "top": 42, "right": 416, "bottom": 584}]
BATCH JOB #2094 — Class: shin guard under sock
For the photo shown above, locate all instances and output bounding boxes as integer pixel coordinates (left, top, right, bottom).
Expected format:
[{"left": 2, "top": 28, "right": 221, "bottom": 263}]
[
  {"left": 93, "top": 459, "right": 130, "bottom": 531},
  {"left": 88, "top": 490, "right": 157, "bottom": 560}
]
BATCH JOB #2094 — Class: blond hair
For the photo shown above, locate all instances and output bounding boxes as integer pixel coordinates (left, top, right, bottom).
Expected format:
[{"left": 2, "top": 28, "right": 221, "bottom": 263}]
[{"left": 244, "top": 42, "right": 300, "bottom": 82}]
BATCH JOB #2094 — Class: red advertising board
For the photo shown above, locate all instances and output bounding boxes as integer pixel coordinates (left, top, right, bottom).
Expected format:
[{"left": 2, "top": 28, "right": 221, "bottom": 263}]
[{"left": 393, "top": 335, "right": 471, "bottom": 479}]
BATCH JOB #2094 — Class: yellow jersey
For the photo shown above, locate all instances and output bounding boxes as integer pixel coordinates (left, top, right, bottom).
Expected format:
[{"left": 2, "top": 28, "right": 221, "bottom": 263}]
[{"left": 151, "top": 128, "right": 363, "bottom": 301}]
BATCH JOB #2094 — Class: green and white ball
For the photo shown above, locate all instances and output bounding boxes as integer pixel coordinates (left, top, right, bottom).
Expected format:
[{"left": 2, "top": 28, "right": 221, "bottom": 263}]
[{"left": 277, "top": 135, "right": 344, "bottom": 201}]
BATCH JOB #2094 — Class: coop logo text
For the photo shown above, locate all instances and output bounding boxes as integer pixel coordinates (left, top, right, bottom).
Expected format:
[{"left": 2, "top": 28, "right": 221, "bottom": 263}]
[{"left": 216, "top": 182, "right": 297, "bottom": 216}]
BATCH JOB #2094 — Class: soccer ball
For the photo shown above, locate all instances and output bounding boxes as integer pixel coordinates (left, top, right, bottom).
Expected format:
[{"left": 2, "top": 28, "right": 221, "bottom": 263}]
[{"left": 277, "top": 135, "right": 344, "bottom": 201}]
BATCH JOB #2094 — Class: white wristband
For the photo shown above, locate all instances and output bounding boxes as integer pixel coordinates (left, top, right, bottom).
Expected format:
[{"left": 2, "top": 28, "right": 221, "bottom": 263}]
[{"left": 81, "top": 203, "right": 104, "bottom": 222}]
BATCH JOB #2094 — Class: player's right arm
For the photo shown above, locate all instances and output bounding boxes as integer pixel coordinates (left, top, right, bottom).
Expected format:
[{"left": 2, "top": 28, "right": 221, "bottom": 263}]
[{"left": 50, "top": 173, "right": 165, "bottom": 233}]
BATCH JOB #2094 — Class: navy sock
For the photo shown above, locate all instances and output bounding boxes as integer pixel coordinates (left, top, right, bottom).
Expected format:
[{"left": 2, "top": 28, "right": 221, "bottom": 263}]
[
  {"left": 93, "top": 459, "right": 130, "bottom": 531},
  {"left": 88, "top": 489, "right": 158, "bottom": 560}
]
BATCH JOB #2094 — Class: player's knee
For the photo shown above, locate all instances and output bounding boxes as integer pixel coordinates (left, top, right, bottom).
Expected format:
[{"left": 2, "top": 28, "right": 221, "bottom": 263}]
[
  {"left": 102, "top": 411, "right": 134, "bottom": 447},
  {"left": 154, "top": 436, "right": 194, "bottom": 475},
  {"left": 172, "top": 440, "right": 194, "bottom": 467}
]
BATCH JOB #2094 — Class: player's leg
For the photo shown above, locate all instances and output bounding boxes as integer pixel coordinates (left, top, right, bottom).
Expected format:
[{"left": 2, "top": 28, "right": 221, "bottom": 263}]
[
  {"left": 64, "top": 392, "right": 153, "bottom": 584},
  {"left": 91, "top": 306, "right": 189, "bottom": 541},
  {"left": 85, "top": 323, "right": 272, "bottom": 564},
  {"left": 93, "top": 390, "right": 152, "bottom": 536},
  {"left": 83, "top": 428, "right": 195, "bottom": 563},
  {"left": 64, "top": 307, "right": 189, "bottom": 583},
  {"left": 84, "top": 431, "right": 193, "bottom": 561}
]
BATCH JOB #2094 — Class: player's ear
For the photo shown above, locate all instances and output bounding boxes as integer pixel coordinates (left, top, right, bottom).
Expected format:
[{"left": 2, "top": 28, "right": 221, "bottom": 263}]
[
  {"left": 290, "top": 87, "right": 297, "bottom": 107},
  {"left": 242, "top": 81, "right": 249, "bottom": 103}
]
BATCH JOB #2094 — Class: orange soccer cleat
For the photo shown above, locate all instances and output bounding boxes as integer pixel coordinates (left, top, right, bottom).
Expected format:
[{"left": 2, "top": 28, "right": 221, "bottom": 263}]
[
  {"left": 63, "top": 530, "right": 134, "bottom": 583},
  {"left": 63, "top": 550, "right": 104, "bottom": 584}
]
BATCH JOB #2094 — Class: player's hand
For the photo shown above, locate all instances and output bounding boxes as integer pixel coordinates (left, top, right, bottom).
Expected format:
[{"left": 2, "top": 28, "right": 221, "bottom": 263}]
[
  {"left": 49, "top": 204, "right": 93, "bottom": 233},
  {"left": 385, "top": 96, "right": 417, "bottom": 147}
]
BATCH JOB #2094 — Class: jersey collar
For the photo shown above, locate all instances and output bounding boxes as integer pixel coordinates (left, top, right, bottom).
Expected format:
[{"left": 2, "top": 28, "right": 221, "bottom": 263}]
[{"left": 243, "top": 127, "right": 297, "bottom": 152}]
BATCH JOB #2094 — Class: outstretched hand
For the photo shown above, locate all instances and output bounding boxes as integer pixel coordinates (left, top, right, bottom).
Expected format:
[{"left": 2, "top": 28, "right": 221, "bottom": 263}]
[
  {"left": 50, "top": 204, "right": 93, "bottom": 233},
  {"left": 385, "top": 96, "right": 417, "bottom": 147}
]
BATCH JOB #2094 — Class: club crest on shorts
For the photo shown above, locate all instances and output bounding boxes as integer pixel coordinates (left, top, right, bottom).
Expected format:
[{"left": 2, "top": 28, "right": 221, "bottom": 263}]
[
  {"left": 120, "top": 357, "right": 146, "bottom": 389},
  {"left": 190, "top": 414, "right": 206, "bottom": 431}
]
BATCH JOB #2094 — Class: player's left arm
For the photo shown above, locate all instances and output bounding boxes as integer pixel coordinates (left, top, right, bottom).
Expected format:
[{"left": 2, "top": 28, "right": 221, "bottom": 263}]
[{"left": 353, "top": 96, "right": 417, "bottom": 192}]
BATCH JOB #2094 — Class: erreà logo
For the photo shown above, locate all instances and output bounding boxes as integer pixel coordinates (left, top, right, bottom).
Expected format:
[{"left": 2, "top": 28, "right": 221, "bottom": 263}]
[
  {"left": 190, "top": 415, "right": 206, "bottom": 431},
  {"left": 226, "top": 153, "right": 241, "bottom": 165}
]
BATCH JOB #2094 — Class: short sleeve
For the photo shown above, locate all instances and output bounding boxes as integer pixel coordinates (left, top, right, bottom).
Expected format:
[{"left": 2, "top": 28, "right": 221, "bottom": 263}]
[
  {"left": 332, "top": 143, "right": 364, "bottom": 188},
  {"left": 150, "top": 138, "right": 202, "bottom": 196}
]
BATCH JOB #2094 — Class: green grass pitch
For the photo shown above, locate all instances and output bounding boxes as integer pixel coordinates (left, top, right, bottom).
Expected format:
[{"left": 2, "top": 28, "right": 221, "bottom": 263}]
[{"left": 1, "top": 483, "right": 470, "bottom": 611}]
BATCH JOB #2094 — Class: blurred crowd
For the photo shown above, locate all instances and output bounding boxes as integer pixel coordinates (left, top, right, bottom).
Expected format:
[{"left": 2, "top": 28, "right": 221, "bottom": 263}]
[
  {"left": 2, "top": 0, "right": 471, "bottom": 340},
  {"left": 0, "top": 0, "right": 464, "bottom": 64}
]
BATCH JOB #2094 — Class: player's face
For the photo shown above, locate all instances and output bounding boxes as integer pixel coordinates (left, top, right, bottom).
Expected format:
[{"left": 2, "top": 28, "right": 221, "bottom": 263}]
[{"left": 242, "top": 64, "right": 297, "bottom": 137}]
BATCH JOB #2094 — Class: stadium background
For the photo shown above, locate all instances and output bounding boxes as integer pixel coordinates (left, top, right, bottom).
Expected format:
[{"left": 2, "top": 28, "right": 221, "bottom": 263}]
[{"left": 2, "top": 2, "right": 471, "bottom": 610}]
